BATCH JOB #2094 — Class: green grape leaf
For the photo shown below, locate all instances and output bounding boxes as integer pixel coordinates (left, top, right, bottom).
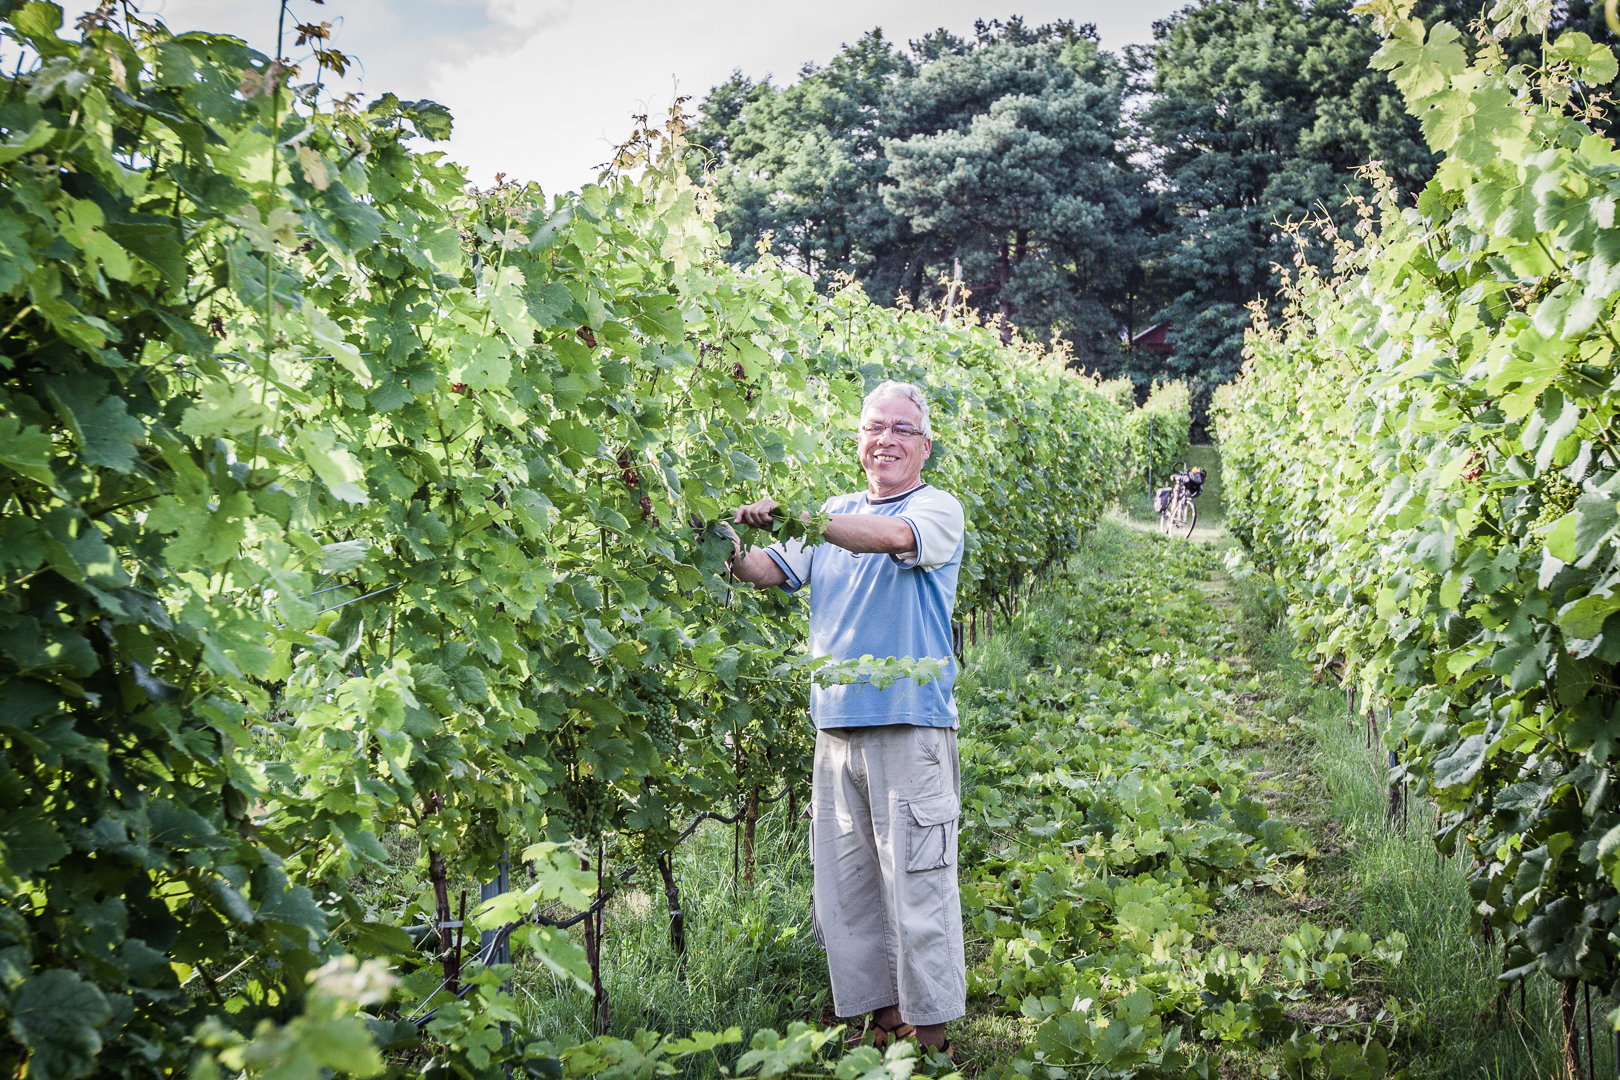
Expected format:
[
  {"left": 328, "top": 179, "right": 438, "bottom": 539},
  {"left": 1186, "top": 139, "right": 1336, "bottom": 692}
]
[
  {"left": 179, "top": 380, "right": 270, "bottom": 439},
  {"left": 293, "top": 428, "right": 369, "bottom": 504},
  {"left": 1372, "top": 21, "right": 1466, "bottom": 102},
  {"left": 9, "top": 970, "right": 112, "bottom": 1080},
  {"left": 0, "top": 415, "right": 56, "bottom": 486},
  {"left": 45, "top": 384, "right": 143, "bottom": 473}
]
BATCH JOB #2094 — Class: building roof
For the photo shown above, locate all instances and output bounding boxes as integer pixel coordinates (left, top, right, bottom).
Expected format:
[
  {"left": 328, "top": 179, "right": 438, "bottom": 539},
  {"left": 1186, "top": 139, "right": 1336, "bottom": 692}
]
[{"left": 1131, "top": 321, "right": 1173, "bottom": 354}]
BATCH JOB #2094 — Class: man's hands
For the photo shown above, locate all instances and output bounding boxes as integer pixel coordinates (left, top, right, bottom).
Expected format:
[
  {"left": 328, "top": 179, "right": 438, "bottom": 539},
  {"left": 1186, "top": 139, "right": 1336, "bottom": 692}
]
[
  {"left": 725, "top": 498, "right": 788, "bottom": 588},
  {"left": 726, "top": 493, "right": 918, "bottom": 590},
  {"left": 733, "top": 496, "right": 783, "bottom": 529}
]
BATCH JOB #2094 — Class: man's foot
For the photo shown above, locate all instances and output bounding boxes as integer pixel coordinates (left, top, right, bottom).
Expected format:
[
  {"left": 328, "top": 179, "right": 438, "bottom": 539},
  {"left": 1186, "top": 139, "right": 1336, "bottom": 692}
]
[
  {"left": 871, "top": 1020, "right": 915, "bottom": 1048},
  {"left": 869, "top": 1007, "right": 945, "bottom": 1051}
]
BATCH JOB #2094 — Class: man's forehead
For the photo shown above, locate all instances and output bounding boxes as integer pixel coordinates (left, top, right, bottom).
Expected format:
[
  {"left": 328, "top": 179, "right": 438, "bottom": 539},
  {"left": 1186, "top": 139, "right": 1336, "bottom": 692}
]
[{"left": 862, "top": 395, "right": 923, "bottom": 417}]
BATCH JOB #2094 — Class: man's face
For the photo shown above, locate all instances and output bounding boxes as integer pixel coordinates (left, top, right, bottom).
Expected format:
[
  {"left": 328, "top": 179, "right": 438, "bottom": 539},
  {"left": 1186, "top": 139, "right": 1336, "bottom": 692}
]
[{"left": 858, "top": 395, "right": 931, "bottom": 492}]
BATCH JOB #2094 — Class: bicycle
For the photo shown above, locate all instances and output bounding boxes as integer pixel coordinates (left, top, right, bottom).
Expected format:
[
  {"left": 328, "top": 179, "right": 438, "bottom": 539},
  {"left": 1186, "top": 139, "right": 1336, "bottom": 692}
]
[{"left": 1155, "top": 464, "right": 1205, "bottom": 538}]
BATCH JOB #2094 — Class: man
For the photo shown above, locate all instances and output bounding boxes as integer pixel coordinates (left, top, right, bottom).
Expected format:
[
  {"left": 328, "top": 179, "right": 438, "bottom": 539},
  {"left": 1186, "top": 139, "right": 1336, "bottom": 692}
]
[{"left": 729, "top": 380, "right": 966, "bottom": 1054}]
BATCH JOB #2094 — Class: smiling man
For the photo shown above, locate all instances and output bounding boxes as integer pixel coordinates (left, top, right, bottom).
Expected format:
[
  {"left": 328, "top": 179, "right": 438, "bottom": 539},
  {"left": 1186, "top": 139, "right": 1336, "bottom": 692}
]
[{"left": 729, "top": 380, "right": 966, "bottom": 1055}]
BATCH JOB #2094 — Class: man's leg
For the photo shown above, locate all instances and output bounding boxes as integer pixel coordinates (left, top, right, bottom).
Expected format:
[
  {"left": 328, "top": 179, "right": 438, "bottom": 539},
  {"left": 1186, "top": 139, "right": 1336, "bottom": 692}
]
[
  {"left": 812, "top": 728, "right": 899, "bottom": 1021},
  {"left": 868, "top": 725, "right": 965, "bottom": 1038}
]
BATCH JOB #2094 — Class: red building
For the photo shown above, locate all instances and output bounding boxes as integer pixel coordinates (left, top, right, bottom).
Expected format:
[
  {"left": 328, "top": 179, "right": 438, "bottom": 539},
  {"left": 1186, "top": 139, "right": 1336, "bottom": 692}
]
[{"left": 1131, "top": 321, "right": 1173, "bottom": 356}]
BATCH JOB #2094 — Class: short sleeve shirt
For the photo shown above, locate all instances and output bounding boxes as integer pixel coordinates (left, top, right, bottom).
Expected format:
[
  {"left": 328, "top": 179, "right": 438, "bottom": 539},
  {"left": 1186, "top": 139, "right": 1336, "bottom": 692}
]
[{"left": 766, "top": 484, "right": 966, "bottom": 729}]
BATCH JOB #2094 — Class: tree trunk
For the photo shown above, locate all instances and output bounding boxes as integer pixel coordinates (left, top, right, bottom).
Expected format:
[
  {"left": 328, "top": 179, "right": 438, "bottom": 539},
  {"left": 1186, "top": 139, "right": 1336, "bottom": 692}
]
[
  {"left": 998, "top": 239, "right": 1013, "bottom": 344},
  {"left": 428, "top": 845, "right": 455, "bottom": 991},
  {"left": 1385, "top": 748, "right": 1403, "bottom": 829},
  {"left": 583, "top": 848, "right": 611, "bottom": 1033},
  {"left": 425, "top": 792, "right": 458, "bottom": 992}
]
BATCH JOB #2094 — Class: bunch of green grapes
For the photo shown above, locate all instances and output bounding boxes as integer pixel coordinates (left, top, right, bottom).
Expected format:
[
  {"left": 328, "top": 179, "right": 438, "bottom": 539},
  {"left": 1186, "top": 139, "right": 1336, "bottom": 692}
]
[
  {"left": 1531, "top": 473, "right": 1580, "bottom": 533},
  {"left": 635, "top": 677, "right": 680, "bottom": 752}
]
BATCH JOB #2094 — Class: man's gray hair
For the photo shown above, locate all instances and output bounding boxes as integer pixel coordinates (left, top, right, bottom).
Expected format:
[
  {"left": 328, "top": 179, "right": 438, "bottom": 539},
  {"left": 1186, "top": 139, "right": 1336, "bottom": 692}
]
[{"left": 861, "top": 380, "right": 933, "bottom": 438}]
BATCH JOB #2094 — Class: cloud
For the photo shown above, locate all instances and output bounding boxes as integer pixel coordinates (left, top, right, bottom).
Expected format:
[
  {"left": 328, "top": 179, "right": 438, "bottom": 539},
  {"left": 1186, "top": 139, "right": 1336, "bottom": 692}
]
[
  {"left": 485, "top": 0, "right": 574, "bottom": 35},
  {"left": 51, "top": 0, "right": 1188, "bottom": 202}
]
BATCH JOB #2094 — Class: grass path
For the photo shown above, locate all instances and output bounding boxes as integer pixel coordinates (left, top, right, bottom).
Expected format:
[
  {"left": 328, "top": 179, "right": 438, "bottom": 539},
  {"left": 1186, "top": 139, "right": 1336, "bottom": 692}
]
[{"left": 1182, "top": 445, "right": 1617, "bottom": 1078}]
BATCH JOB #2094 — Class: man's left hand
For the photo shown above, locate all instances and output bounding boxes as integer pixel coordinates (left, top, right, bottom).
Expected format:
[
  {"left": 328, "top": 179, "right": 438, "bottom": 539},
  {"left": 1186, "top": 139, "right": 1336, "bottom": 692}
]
[{"left": 733, "top": 496, "right": 780, "bottom": 528}]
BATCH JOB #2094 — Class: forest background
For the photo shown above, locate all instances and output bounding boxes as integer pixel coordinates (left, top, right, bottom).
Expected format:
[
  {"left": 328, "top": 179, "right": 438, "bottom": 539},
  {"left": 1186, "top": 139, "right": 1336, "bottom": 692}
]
[{"left": 687, "top": 0, "right": 1619, "bottom": 427}]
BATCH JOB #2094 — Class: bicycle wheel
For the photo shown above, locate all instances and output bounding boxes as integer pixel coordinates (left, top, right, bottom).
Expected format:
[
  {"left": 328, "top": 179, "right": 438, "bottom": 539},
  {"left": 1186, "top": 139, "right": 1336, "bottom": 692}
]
[
  {"left": 1158, "top": 503, "right": 1172, "bottom": 534},
  {"left": 1166, "top": 494, "right": 1192, "bottom": 538},
  {"left": 1180, "top": 498, "right": 1198, "bottom": 539}
]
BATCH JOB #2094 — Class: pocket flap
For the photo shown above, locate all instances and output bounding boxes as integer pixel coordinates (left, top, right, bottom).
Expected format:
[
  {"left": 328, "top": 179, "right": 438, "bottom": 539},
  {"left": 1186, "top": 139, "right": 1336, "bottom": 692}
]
[{"left": 907, "top": 792, "right": 959, "bottom": 827}]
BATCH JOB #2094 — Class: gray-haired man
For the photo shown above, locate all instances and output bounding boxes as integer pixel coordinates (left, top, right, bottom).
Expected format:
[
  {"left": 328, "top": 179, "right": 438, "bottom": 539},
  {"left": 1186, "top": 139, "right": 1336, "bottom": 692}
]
[{"left": 729, "top": 381, "right": 966, "bottom": 1053}]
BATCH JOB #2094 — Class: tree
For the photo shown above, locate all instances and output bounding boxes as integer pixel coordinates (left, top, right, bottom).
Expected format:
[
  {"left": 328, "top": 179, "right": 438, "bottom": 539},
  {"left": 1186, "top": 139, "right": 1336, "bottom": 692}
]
[
  {"left": 690, "top": 19, "right": 1150, "bottom": 367},
  {"left": 883, "top": 27, "right": 1149, "bottom": 355},
  {"left": 689, "top": 31, "right": 909, "bottom": 290},
  {"left": 1134, "top": 0, "right": 1436, "bottom": 395}
]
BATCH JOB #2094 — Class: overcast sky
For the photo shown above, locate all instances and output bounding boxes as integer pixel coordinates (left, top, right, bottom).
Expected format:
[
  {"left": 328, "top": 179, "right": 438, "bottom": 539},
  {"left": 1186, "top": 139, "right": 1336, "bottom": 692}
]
[{"left": 89, "top": 0, "right": 1189, "bottom": 196}]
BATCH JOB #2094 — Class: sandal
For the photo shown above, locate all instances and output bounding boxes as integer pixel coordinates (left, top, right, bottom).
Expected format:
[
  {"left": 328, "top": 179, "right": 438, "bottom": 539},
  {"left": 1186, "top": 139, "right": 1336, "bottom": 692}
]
[{"left": 871, "top": 1021, "right": 916, "bottom": 1049}]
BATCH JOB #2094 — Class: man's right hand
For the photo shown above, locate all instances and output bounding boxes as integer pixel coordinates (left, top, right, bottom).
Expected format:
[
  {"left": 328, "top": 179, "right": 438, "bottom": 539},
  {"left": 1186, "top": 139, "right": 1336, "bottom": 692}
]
[
  {"left": 733, "top": 496, "right": 779, "bottom": 528},
  {"left": 726, "top": 497, "right": 790, "bottom": 588}
]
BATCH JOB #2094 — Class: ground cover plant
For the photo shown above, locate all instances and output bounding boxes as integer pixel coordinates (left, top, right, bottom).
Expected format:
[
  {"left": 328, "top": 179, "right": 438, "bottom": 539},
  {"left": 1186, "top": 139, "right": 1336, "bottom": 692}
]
[
  {"left": 482, "top": 519, "right": 1417, "bottom": 1079},
  {"left": 1248, "top": 596, "right": 1620, "bottom": 1079}
]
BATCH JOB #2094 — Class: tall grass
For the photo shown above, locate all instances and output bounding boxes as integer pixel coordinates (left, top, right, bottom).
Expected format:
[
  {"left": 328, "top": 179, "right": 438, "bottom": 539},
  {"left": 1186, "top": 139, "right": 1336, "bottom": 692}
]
[
  {"left": 1244, "top": 593, "right": 1620, "bottom": 1080},
  {"left": 511, "top": 809, "right": 831, "bottom": 1056}
]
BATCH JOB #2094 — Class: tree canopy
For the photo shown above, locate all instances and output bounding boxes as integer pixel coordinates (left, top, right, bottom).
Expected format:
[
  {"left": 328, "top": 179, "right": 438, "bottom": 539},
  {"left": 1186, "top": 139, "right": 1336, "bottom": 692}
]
[
  {"left": 691, "top": 19, "right": 1149, "bottom": 364},
  {"left": 690, "top": 1, "right": 1609, "bottom": 407},
  {"left": 1136, "top": 0, "right": 1435, "bottom": 393}
]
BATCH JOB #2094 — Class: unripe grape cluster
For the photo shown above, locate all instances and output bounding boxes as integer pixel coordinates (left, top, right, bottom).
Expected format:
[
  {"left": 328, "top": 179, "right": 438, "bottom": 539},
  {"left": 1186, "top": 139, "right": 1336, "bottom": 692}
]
[
  {"left": 636, "top": 679, "right": 680, "bottom": 752},
  {"left": 1531, "top": 473, "right": 1580, "bottom": 533}
]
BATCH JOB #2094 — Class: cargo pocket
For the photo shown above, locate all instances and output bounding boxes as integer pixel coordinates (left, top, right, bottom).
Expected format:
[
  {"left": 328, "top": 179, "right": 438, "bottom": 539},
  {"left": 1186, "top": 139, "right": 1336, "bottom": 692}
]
[{"left": 905, "top": 792, "right": 959, "bottom": 872}]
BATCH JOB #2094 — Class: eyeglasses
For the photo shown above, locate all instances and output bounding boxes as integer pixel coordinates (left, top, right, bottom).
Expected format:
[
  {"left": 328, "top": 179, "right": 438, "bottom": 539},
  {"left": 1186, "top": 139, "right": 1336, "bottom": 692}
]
[{"left": 859, "top": 422, "right": 925, "bottom": 439}]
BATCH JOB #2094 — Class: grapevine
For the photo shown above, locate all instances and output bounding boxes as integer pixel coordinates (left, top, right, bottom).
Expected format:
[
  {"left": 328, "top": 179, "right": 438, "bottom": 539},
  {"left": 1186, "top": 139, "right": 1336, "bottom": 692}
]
[
  {"left": 0, "top": 3, "right": 1129, "bottom": 1076},
  {"left": 1215, "top": 0, "right": 1620, "bottom": 1047}
]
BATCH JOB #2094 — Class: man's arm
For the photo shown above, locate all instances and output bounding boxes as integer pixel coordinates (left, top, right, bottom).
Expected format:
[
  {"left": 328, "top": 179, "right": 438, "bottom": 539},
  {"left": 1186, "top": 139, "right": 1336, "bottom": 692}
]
[
  {"left": 821, "top": 513, "right": 915, "bottom": 557},
  {"left": 733, "top": 496, "right": 916, "bottom": 560},
  {"left": 730, "top": 546, "right": 789, "bottom": 588}
]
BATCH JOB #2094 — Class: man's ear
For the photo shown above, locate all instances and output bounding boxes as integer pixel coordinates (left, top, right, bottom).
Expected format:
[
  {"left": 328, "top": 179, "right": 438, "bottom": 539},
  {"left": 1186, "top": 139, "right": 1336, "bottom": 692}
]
[{"left": 922, "top": 438, "right": 932, "bottom": 460}]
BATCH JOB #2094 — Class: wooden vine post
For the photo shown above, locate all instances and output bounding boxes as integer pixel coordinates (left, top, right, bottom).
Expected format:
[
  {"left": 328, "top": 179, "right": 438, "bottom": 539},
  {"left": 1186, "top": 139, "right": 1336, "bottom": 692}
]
[
  {"left": 1560, "top": 978, "right": 1580, "bottom": 1080},
  {"left": 583, "top": 845, "right": 611, "bottom": 1034},
  {"left": 743, "top": 784, "right": 761, "bottom": 885},
  {"left": 656, "top": 851, "right": 687, "bottom": 972}
]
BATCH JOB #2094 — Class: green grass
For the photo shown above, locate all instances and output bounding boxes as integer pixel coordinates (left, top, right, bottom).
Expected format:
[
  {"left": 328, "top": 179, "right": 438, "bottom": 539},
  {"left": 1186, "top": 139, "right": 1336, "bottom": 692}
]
[
  {"left": 513, "top": 811, "right": 832, "bottom": 1055},
  {"left": 1232, "top": 582, "right": 1620, "bottom": 1080}
]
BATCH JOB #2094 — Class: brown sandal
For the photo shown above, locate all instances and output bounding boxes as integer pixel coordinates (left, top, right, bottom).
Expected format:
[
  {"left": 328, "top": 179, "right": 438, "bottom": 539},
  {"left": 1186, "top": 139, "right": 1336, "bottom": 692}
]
[{"left": 871, "top": 1021, "right": 916, "bottom": 1048}]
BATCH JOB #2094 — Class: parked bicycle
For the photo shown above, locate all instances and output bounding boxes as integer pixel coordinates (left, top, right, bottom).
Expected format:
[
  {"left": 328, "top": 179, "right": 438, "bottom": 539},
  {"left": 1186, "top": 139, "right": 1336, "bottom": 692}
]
[{"left": 1154, "top": 464, "right": 1206, "bottom": 538}]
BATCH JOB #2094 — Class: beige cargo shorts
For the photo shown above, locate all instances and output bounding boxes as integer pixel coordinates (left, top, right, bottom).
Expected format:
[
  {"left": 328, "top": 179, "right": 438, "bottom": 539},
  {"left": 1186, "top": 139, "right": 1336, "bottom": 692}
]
[{"left": 810, "top": 724, "right": 965, "bottom": 1026}]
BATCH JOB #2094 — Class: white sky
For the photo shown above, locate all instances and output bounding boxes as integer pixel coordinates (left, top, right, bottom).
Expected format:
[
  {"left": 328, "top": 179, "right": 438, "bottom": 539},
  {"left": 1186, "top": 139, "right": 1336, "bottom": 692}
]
[{"left": 85, "top": 0, "right": 1189, "bottom": 196}]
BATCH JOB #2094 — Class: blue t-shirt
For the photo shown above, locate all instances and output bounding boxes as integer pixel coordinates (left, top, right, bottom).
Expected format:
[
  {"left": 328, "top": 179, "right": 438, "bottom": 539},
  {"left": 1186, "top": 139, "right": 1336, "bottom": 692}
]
[{"left": 766, "top": 484, "right": 966, "bottom": 729}]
